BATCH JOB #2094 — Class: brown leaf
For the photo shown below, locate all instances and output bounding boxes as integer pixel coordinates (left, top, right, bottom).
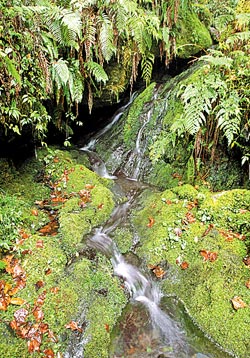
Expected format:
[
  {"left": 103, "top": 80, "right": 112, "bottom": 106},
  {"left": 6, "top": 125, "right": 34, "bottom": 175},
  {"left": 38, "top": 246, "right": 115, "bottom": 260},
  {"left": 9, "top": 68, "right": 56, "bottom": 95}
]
[
  {"left": 104, "top": 323, "right": 110, "bottom": 332},
  {"left": 33, "top": 306, "right": 44, "bottom": 321},
  {"left": 147, "top": 217, "right": 155, "bottom": 228},
  {"left": 98, "top": 203, "right": 104, "bottom": 210},
  {"left": 35, "top": 291, "right": 46, "bottom": 306},
  {"left": 36, "top": 240, "right": 44, "bottom": 249},
  {"left": 180, "top": 261, "right": 189, "bottom": 270},
  {"left": 231, "top": 296, "right": 247, "bottom": 310},
  {"left": 200, "top": 250, "right": 218, "bottom": 262},
  {"left": 31, "top": 209, "right": 39, "bottom": 216},
  {"left": 35, "top": 281, "right": 45, "bottom": 290},
  {"left": 65, "top": 320, "right": 83, "bottom": 332},
  {"left": 43, "top": 348, "right": 55, "bottom": 358},
  {"left": 85, "top": 184, "right": 95, "bottom": 190},
  {"left": 185, "top": 212, "right": 196, "bottom": 223},
  {"left": 50, "top": 287, "right": 60, "bottom": 294},
  {"left": 245, "top": 280, "right": 250, "bottom": 289}
]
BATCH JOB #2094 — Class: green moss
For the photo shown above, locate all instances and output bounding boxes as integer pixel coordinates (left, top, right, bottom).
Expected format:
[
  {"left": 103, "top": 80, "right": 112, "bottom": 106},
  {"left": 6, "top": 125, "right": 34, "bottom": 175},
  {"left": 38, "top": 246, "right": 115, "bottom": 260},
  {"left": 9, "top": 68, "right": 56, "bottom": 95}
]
[
  {"left": 174, "top": 11, "right": 212, "bottom": 58},
  {"left": 198, "top": 189, "right": 250, "bottom": 236},
  {"left": 133, "top": 185, "right": 250, "bottom": 357},
  {"left": 59, "top": 185, "right": 115, "bottom": 257},
  {"left": 123, "top": 83, "right": 156, "bottom": 148},
  {"left": 112, "top": 227, "right": 133, "bottom": 254},
  {"left": 172, "top": 184, "right": 199, "bottom": 201}
]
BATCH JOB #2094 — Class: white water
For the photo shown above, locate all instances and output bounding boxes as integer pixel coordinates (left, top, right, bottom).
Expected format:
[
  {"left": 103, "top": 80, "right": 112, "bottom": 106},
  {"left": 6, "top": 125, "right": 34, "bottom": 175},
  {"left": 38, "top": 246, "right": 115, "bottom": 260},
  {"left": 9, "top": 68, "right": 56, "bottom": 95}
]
[{"left": 87, "top": 227, "right": 187, "bottom": 355}]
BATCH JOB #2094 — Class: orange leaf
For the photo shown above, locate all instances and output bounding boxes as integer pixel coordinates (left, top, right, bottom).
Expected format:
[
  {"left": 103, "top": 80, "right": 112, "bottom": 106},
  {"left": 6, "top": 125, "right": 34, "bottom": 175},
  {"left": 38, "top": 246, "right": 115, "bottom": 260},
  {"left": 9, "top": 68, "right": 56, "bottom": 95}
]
[
  {"left": 180, "top": 261, "right": 189, "bottom": 270},
  {"left": 65, "top": 320, "right": 83, "bottom": 332},
  {"left": 43, "top": 348, "right": 55, "bottom": 358},
  {"left": 31, "top": 209, "right": 39, "bottom": 216},
  {"left": 50, "top": 287, "right": 60, "bottom": 294},
  {"left": 104, "top": 323, "right": 110, "bottom": 332},
  {"left": 10, "top": 297, "right": 26, "bottom": 306},
  {"left": 33, "top": 306, "right": 44, "bottom": 322},
  {"left": 85, "top": 184, "right": 95, "bottom": 190},
  {"left": 231, "top": 296, "right": 247, "bottom": 310},
  {"left": 147, "top": 217, "right": 155, "bottom": 228},
  {"left": 98, "top": 203, "right": 104, "bottom": 210},
  {"left": 200, "top": 250, "right": 218, "bottom": 262}
]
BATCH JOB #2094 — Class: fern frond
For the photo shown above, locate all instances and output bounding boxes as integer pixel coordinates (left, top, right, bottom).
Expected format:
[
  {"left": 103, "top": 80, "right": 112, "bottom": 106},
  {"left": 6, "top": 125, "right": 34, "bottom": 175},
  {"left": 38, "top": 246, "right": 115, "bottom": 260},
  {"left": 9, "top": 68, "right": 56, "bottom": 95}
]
[
  {"left": 141, "top": 53, "right": 155, "bottom": 86},
  {"left": 216, "top": 92, "right": 242, "bottom": 145},
  {"left": 51, "top": 58, "right": 70, "bottom": 87},
  {"left": 98, "top": 12, "right": 116, "bottom": 62},
  {"left": 85, "top": 61, "right": 108, "bottom": 84},
  {"left": 1, "top": 54, "right": 22, "bottom": 86}
]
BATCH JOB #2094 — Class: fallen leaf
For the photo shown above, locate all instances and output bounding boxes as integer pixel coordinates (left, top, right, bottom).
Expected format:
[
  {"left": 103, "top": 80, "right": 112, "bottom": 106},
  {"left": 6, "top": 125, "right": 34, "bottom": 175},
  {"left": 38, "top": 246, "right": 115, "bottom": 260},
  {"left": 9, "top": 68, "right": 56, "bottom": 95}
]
[
  {"left": 180, "top": 261, "right": 189, "bottom": 270},
  {"left": 231, "top": 296, "right": 247, "bottom": 310},
  {"left": 147, "top": 217, "right": 155, "bottom": 228},
  {"left": 14, "top": 308, "right": 29, "bottom": 325},
  {"left": 104, "top": 323, "right": 110, "bottom": 332},
  {"left": 35, "top": 281, "right": 45, "bottom": 290},
  {"left": 43, "top": 348, "right": 55, "bottom": 358},
  {"left": 148, "top": 264, "right": 166, "bottom": 279},
  {"left": 98, "top": 203, "right": 104, "bottom": 210},
  {"left": 33, "top": 306, "right": 44, "bottom": 321},
  {"left": 31, "top": 209, "right": 39, "bottom": 216},
  {"left": 243, "top": 256, "right": 250, "bottom": 267},
  {"left": 85, "top": 184, "right": 95, "bottom": 190},
  {"left": 10, "top": 297, "right": 26, "bottom": 306},
  {"left": 245, "top": 280, "right": 250, "bottom": 289},
  {"left": 65, "top": 320, "right": 83, "bottom": 332},
  {"left": 200, "top": 250, "right": 218, "bottom": 262},
  {"left": 36, "top": 240, "right": 44, "bottom": 249},
  {"left": 50, "top": 287, "right": 60, "bottom": 294}
]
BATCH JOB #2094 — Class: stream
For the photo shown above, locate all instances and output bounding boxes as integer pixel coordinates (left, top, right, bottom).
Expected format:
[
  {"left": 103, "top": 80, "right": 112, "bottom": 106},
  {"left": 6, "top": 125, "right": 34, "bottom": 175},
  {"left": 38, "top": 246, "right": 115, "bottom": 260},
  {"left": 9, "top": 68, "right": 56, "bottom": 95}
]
[{"left": 71, "top": 95, "right": 233, "bottom": 358}]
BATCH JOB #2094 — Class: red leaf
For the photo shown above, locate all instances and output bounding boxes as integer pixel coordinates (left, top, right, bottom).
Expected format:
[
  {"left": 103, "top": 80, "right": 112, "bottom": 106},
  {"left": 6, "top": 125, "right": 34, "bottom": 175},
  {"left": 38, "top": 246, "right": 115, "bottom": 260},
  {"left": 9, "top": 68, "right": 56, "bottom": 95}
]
[
  {"left": 50, "top": 287, "right": 59, "bottom": 294},
  {"left": 35, "top": 281, "right": 45, "bottom": 290},
  {"left": 104, "top": 323, "right": 110, "bottom": 332}
]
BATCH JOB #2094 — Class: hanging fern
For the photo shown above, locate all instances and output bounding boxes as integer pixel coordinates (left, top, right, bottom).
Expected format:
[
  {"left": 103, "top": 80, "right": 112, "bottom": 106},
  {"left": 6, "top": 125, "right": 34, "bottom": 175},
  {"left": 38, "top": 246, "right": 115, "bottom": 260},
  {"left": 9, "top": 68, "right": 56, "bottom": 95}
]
[
  {"left": 98, "top": 12, "right": 116, "bottom": 62},
  {"left": 51, "top": 58, "right": 70, "bottom": 88},
  {"left": 141, "top": 53, "right": 155, "bottom": 86},
  {"left": 85, "top": 61, "right": 108, "bottom": 84},
  {"left": 216, "top": 91, "right": 242, "bottom": 145}
]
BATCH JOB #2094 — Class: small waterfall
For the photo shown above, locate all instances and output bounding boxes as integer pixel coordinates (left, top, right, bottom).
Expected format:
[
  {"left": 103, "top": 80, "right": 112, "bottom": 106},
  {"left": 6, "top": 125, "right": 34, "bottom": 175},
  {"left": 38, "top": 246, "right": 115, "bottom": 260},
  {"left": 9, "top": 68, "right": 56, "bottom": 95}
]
[
  {"left": 80, "top": 93, "right": 137, "bottom": 152},
  {"left": 87, "top": 226, "right": 188, "bottom": 356}
]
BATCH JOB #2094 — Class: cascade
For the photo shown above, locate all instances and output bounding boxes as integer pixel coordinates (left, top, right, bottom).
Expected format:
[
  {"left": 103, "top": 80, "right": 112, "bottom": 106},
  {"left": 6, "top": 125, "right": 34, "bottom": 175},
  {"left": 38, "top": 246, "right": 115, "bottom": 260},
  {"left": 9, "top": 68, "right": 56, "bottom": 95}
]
[{"left": 66, "top": 93, "right": 233, "bottom": 358}]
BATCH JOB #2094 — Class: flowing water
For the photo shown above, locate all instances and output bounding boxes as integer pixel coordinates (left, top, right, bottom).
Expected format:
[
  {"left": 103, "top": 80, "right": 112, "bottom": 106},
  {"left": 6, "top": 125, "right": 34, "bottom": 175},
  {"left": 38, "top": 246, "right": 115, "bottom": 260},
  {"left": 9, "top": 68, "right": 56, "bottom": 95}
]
[{"left": 73, "top": 94, "right": 234, "bottom": 358}]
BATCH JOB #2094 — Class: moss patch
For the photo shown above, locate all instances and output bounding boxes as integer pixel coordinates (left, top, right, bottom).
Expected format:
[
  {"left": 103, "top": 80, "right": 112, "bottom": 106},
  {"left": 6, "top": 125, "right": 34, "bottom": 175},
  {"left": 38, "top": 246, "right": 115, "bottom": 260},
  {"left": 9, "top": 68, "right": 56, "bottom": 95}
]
[{"left": 133, "top": 184, "right": 250, "bottom": 357}]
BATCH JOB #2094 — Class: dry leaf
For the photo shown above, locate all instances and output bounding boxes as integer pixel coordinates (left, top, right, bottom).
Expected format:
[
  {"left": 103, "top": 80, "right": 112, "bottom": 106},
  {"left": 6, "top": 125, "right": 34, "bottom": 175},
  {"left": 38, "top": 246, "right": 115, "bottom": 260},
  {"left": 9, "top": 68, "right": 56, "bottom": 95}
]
[
  {"left": 231, "top": 296, "right": 247, "bottom": 310},
  {"left": 147, "top": 217, "right": 155, "bottom": 228},
  {"left": 65, "top": 320, "right": 83, "bottom": 332},
  {"left": 180, "top": 261, "right": 189, "bottom": 270},
  {"left": 200, "top": 250, "right": 218, "bottom": 262},
  {"left": 10, "top": 297, "right": 26, "bottom": 306}
]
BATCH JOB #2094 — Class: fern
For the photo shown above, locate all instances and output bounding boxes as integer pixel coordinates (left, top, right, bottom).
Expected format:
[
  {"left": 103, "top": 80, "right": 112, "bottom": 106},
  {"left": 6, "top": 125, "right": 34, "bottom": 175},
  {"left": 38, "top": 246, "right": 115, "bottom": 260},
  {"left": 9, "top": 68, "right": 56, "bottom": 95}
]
[
  {"left": 216, "top": 91, "right": 242, "bottom": 145},
  {"left": 141, "top": 53, "right": 155, "bottom": 86},
  {"left": 85, "top": 61, "right": 108, "bottom": 84},
  {"left": 51, "top": 58, "right": 70, "bottom": 87},
  {"left": 98, "top": 12, "right": 116, "bottom": 62}
]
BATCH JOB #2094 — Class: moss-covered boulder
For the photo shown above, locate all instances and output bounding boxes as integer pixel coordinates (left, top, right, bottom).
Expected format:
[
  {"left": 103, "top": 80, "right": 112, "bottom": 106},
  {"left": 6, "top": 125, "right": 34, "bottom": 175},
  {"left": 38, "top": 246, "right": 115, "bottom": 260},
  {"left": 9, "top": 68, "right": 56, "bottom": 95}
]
[
  {"left": 0, "top": 147, "right": 126, "bottom": 358},
  {"left": 133, "top": 184, "right": 250, "bottom": 357},
  {"left": 174, "top": 10, "right": 213, "bottom": 58}
]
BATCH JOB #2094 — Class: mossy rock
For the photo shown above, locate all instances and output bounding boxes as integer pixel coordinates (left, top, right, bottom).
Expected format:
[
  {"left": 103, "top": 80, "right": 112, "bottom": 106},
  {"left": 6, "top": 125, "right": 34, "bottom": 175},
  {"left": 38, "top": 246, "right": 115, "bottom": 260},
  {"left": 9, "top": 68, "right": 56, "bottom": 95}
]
[
  {"left": 133, "top": 185, "right": 250, "bottom": 357},
  {"left": 174, "top": 11, "right": 213, "bottom": 58}
]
